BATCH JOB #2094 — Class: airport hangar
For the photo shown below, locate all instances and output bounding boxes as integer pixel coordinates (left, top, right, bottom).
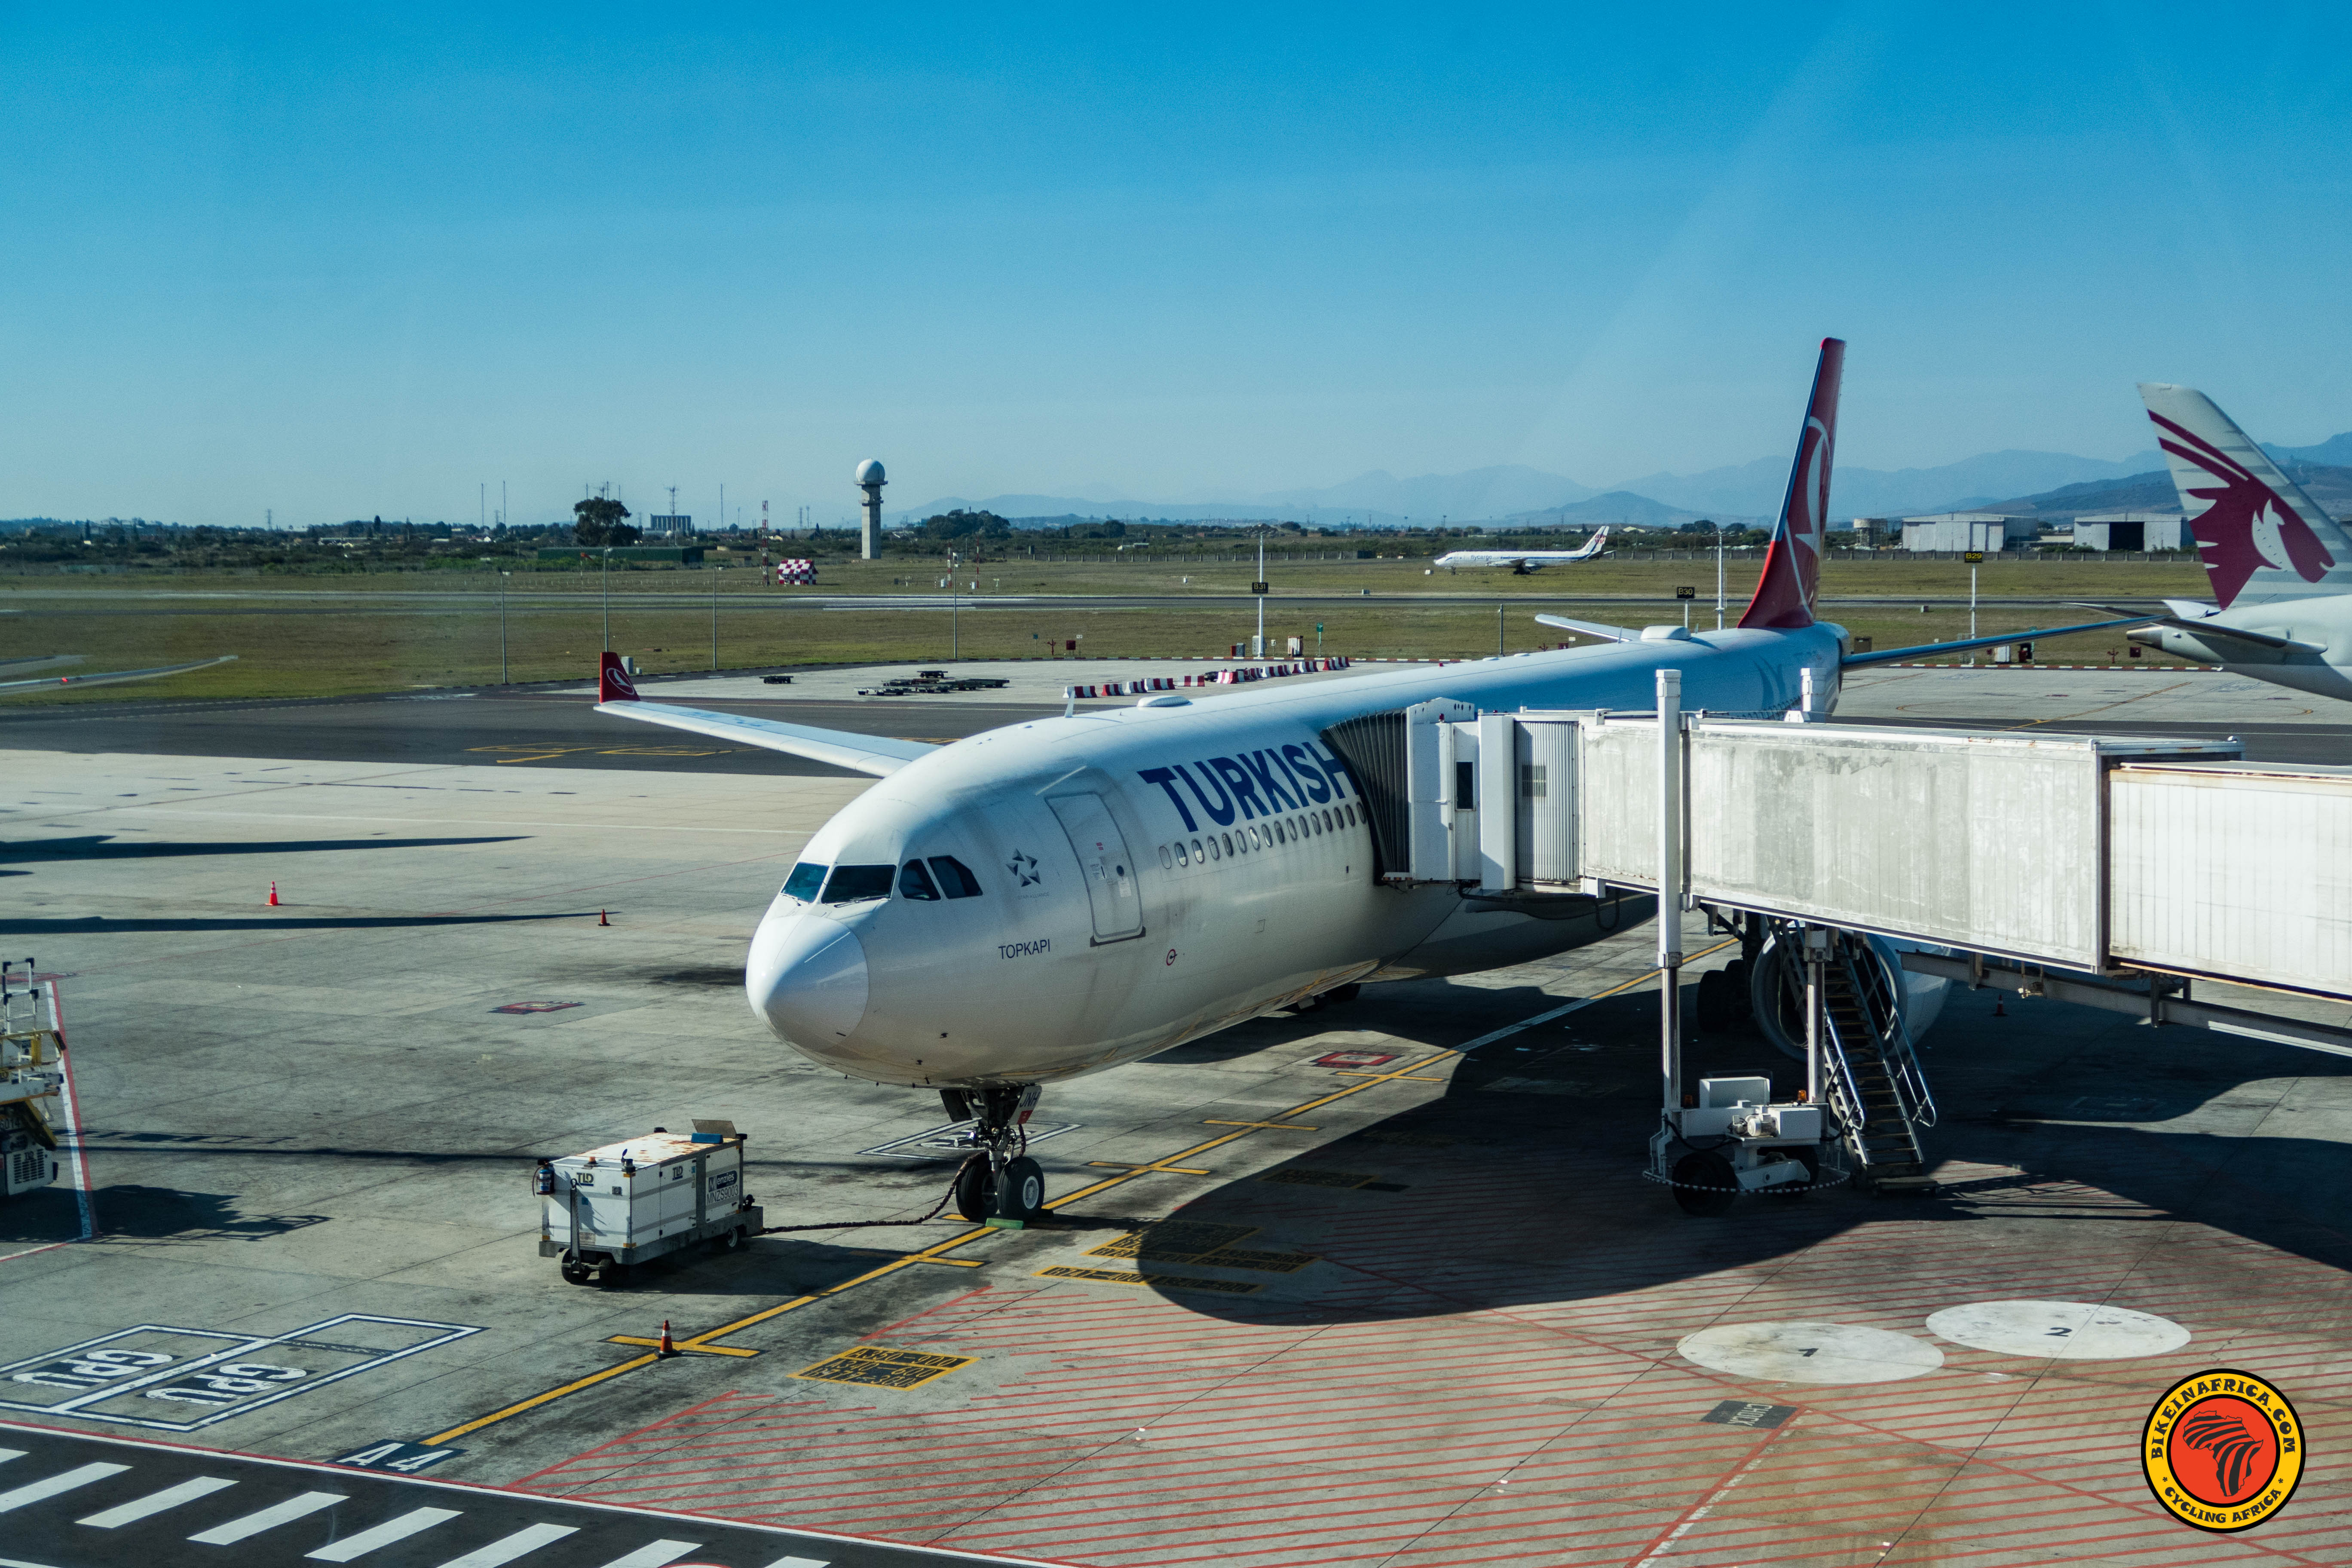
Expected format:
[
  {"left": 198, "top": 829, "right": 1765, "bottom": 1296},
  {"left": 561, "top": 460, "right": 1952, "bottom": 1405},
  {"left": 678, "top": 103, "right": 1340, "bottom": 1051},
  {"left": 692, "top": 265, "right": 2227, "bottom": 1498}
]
[{"left": 2, "top": 657, "right": 2350, "bottom": 1568}]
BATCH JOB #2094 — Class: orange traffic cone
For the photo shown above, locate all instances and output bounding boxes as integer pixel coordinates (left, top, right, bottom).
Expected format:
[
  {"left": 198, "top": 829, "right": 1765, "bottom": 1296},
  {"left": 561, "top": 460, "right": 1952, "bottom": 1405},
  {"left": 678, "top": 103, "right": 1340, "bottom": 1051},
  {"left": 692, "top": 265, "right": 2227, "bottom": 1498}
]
[
  {"left": 267, "top": 881, "right": 279, "bottom": 906},
  {"left": 598, "top": 909, "right": 610, "bottom": 927},
  {"left": 658, "top": 1320, "right": 676, "bottom": 1358},
  {"left": 1993, "top": 998, "right": 2006, "bottom": 1017}
]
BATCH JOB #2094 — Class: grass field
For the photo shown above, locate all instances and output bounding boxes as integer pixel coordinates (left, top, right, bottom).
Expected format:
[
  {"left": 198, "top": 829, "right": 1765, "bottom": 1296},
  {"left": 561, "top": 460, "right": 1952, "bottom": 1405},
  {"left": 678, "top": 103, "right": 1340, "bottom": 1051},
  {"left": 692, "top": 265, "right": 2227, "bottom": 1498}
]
[
  {"left": 3, "top": 548, "right": 2211, "bottom": 600},
  {"left": 0, "top": 554, "right": 2221, "bottom": 704}
]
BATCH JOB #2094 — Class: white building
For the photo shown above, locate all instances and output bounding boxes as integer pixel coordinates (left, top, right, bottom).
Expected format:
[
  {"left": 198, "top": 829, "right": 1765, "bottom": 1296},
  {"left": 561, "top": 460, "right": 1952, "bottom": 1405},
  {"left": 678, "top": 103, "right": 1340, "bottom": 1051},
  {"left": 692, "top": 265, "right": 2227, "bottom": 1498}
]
[
  {"left": 1850, "top": 517, "right": 1901, "bottom": 547},
  {"left": 1900, "top": 513, "right": 2040, "bottom": 552},
  {"left": 2069, "top": 512, "right": 2187, "bottom": 551}
]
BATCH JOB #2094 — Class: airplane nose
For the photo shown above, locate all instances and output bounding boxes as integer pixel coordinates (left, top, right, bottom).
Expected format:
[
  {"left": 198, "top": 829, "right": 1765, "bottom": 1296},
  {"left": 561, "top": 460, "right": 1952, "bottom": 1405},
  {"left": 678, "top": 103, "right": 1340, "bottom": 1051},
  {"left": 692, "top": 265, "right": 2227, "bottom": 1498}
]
[{"left": 746, "top": 913, "right": 869, "bottom": 1045}]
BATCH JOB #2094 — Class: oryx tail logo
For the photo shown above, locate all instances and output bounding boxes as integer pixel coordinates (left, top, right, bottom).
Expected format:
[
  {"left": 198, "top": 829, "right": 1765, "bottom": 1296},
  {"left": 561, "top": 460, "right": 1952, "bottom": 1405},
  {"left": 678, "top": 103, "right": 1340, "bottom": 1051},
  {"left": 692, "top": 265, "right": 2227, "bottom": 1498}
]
[
  {"left": 2143, "top": 1369, "right": 2303, "bottom": 1532},
  {"left": 2148, "top": 409, "right": 2336, "bottom": 606}
]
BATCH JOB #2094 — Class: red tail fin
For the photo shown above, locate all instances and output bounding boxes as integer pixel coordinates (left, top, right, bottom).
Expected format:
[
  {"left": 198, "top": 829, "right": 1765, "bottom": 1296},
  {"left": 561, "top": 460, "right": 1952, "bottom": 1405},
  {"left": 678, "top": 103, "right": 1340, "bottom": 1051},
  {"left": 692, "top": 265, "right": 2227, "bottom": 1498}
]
[
  {"left": 1737, "top": 338, "right": 1844, "bottom": 630},
  {"left": 599, "top": 652, "right": 639, "bottom": 702}
]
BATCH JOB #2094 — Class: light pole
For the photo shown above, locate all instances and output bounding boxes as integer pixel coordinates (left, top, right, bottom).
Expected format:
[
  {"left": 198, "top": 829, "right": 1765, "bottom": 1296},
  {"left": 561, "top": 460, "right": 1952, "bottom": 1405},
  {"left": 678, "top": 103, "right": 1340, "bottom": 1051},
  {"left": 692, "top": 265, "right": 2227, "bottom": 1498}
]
[
  {"left": 1712, "top": 521, "right": 1727, "bottom": 630},
  {"left": 1253, "top": 528, "right": 1271, "bottom": 657},
  {"left": 948, "top": 548, "right": 960, "bottom": 658},
  {"left": 710, "top": 560, "right": 720, "bottom": 672},
  {"left": 602, "top": 548, "right": 612, "bottom": 651},
  {"left": 499, "top": 570, "right": 511, "bottom": 683},
  {"left": 1497, "top": 602, "right": 1505, "bottom": 657}
]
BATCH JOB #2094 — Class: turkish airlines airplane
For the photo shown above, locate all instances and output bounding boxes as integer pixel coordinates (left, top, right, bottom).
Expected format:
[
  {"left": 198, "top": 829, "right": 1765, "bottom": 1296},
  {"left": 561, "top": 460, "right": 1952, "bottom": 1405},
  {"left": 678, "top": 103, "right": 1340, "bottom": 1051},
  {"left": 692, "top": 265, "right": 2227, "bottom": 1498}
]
[
  {"left": 596, "top": 340, "right": 2141, "bottom": 1222},
  {"left": 1432, "top": 527, "right": 1608, "bottom": 574},
  {"left": 2122, "top": 385, "right": 2352, "bottom": 701}
]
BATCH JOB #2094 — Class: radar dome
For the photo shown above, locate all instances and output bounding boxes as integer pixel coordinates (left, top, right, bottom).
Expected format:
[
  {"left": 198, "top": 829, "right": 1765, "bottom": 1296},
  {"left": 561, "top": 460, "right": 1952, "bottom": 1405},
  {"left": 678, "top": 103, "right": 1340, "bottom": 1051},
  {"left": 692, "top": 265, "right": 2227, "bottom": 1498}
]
[{"left": 855, "top": 459, "right": 887, "bottom": 486}]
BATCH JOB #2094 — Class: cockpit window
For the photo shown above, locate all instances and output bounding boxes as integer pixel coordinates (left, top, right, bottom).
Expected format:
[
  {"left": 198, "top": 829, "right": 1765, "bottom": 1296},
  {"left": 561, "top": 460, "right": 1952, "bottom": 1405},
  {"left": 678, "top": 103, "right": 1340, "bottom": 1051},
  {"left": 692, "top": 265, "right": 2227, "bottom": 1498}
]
[
  {"left": 783, "top": 863, "right": 826, "bottom": 901},
  {"left": 821, "top": 864, "right": 896, "bottom": 903},
  {"left": 899, "top": 860, "right": 941, "bottom": 900},
  {"left": 928, "top": 856, "right": 984, "bottom": 898}
]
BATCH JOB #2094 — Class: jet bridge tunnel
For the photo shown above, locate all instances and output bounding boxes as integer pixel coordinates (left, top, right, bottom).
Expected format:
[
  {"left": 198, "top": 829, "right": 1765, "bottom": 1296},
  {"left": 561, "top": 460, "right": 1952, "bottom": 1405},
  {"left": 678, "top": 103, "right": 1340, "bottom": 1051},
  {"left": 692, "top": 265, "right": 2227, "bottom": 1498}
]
[{"left": 1324, "top": 694, "right": 2352, "bottom": 1207}]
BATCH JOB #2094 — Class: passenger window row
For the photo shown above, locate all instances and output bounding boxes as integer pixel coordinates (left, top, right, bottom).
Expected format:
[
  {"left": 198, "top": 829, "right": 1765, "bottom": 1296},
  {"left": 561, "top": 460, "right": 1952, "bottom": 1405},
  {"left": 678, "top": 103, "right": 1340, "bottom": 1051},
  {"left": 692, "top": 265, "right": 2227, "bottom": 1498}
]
[
  {"left": 1156, "top": 801, "right": 1358, "bottom": 871},
  {"left": 781, "top": 856, "right": 984, "bottom": 905}
]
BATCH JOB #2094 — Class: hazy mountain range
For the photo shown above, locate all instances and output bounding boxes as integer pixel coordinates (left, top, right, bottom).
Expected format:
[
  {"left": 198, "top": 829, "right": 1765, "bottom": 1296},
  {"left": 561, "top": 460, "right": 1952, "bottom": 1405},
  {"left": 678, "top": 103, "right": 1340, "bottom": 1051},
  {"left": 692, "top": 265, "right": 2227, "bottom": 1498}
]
[{"left": 892, "top": 435, "right": 2352, "bottom": 529}]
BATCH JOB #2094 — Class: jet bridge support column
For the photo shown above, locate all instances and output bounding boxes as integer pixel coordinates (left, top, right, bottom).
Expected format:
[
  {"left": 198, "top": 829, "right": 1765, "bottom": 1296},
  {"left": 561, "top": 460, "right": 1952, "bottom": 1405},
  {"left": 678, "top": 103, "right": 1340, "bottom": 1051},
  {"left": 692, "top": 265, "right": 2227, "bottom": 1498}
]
[
  {"left": 1657, "top": 669, "right": 1684, "bottom": 1116},
  {"left": 1804, "top": 925, "right": 1828, "bottom": 1106}
]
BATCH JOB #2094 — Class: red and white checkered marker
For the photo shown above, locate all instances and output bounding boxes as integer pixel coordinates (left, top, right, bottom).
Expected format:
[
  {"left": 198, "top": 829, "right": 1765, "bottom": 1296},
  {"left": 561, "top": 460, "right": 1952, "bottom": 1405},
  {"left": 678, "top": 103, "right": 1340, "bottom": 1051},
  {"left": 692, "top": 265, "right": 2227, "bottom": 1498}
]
[{"left": 776, "top": 558, "right": 815, "bottom": 585}]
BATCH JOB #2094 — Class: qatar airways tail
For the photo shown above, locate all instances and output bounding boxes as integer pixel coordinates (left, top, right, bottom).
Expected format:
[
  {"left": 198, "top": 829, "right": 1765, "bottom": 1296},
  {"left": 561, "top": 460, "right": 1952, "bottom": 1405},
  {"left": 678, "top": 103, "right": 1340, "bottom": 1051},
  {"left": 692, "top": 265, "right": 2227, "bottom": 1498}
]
[
  {"left": 2139, "top": 384, "right": 2352, "bottom": 607},
  {"left": 2116, "top": 385, "right": 2352, "bottom": 701}
]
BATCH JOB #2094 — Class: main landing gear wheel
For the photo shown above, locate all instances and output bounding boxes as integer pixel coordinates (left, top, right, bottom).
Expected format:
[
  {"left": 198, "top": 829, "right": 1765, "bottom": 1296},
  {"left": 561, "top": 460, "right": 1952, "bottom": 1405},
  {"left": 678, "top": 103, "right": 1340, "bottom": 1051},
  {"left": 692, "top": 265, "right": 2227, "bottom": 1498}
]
[
  {"left": 997, "top": 1156, "right": 1046, "bottom": 1221},
  {"left": 953, "top": 1156, "right": 993, "bottom": 1221},
  {"left": 1672, "top": 1151, "right": 1738, "bottom": 1217}
]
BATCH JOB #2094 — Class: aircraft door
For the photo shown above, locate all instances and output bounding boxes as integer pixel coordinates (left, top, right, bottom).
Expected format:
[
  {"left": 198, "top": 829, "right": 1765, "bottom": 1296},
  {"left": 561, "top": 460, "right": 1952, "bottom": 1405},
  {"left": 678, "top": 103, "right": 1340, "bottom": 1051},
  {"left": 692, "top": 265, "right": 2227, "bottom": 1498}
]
[{"left": 1047, "top": 792, "right": 1145, "bottom": 943}]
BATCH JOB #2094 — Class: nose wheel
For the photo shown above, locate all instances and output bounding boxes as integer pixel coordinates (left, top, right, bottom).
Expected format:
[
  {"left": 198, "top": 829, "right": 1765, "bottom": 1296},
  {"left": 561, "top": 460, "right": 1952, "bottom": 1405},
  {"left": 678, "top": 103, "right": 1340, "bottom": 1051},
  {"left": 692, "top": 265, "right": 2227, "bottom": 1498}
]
[
  {"left": 997, "top": 1156, "right": 1045, "bottom": 1220},
  {"left": 947, "top": 1084, "right": 1048, "bottom": 1222},
  {"left": 953, "top": 1157, "right": 992, "bottom": 1221}
]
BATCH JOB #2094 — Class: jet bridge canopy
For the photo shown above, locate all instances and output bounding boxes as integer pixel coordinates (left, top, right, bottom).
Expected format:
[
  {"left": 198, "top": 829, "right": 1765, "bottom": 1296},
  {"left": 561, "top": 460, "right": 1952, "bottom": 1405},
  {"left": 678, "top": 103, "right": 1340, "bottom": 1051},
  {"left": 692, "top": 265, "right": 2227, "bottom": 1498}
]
[{"left": 1381, "top": 707, "right": 2352, "bottom": 1005}]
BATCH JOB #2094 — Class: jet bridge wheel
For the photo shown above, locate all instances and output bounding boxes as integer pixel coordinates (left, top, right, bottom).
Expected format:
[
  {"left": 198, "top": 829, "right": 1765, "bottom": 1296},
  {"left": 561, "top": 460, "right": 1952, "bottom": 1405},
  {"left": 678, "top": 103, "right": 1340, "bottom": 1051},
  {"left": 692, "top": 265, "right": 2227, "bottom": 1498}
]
[
  {"left": 953, "top": 1156, "right": 993, "bottom": 1222},
  {"left": 1670, "top": 1151, "right": 1738, "bottom": 1217},
  {"left": 559, "top": 1256, "right": 594, "bottom": 1286}
]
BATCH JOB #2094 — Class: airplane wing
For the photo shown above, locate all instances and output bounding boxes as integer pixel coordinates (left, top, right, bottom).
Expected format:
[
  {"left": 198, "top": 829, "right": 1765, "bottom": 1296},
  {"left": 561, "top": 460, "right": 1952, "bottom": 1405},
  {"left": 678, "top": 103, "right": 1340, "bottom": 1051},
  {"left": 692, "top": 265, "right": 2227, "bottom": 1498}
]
[
  {"left": 0, "top": 654, "right": 236, "bottom": 695},
  {"left": 1535, "top": 613, "right": 1640, "bottom": 643},
  {"left": 591, "top": 655, "right": 935, "bottom": 777},
  {"left": 1839, "top": 615, "right": 2155, "bottom": 668}
]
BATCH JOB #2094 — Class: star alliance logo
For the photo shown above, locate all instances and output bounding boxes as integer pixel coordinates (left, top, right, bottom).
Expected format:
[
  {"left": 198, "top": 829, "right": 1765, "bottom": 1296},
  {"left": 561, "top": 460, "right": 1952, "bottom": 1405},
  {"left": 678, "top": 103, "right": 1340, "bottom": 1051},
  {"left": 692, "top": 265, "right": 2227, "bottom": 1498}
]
[{"left": 1007, "top": 850, "right": 1041, "bottom": 887}]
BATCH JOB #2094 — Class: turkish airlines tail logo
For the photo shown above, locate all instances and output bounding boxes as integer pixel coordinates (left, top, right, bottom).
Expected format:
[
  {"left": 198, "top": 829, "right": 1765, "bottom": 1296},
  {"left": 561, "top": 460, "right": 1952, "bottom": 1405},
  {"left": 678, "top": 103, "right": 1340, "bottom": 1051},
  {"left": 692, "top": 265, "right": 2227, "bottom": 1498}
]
[
  {"left": 1739, "top": 337, "right": 1844, "bottom": 630},
  {"left": 599, "top": 652, "right": 640, "bottom": 702},
  {"left": 2140, "top": 383, "right": 2351, "bottom": 608}
]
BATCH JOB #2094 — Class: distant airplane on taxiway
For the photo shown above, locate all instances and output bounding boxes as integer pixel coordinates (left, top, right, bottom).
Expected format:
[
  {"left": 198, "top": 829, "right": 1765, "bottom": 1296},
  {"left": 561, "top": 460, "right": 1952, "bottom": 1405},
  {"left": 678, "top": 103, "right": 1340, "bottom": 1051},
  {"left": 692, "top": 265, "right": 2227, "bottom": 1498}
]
[{"left": 1431, "top": 526, "right": 1609, "bottom": 575}]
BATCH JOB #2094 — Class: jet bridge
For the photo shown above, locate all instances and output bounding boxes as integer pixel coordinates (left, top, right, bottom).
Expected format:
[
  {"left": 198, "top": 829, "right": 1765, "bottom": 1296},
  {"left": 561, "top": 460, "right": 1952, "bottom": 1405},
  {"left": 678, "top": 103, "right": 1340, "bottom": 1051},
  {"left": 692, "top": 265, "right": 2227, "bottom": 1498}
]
[{"left": 1356, "top": 679, "right": 2352, "bottom": 1208}]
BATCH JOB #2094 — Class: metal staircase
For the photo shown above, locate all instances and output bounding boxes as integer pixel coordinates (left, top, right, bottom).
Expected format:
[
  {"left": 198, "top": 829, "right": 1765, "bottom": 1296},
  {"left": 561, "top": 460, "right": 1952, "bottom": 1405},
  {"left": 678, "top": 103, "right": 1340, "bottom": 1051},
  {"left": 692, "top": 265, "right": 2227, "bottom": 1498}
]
[{"left": 1816, "top": 933, "right": 1936, "bottom": 1192}]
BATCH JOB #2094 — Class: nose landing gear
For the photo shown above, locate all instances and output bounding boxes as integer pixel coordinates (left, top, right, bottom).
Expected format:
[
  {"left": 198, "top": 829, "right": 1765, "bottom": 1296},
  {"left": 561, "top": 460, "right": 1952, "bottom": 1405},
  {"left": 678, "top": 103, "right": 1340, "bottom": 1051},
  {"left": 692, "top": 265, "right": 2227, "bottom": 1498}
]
[{"left": 942, "top": 1084, "right": 1047, "bottom": 1222}]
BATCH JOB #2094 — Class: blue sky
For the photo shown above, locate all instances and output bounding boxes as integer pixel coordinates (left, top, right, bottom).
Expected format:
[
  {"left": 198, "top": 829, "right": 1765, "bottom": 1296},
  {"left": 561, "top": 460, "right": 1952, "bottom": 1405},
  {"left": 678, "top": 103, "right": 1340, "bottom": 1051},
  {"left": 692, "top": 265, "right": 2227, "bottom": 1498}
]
[{"left": 5, "top": 3, "right": 2349, "bottom": 526}]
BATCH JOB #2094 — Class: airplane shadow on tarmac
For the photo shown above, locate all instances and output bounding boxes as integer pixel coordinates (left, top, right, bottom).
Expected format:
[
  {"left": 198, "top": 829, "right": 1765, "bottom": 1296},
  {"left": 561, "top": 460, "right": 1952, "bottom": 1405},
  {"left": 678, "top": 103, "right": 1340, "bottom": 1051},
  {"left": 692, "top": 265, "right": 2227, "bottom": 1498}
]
[
  {"left": 0, "top": 913, "right": 598, "bottom": 934},
  {"left": 0, "top": 835, "right": 524, "bottom": 870},
  {"left": 1134, "top": 977, "right": 2352, "bottom": 1325}
]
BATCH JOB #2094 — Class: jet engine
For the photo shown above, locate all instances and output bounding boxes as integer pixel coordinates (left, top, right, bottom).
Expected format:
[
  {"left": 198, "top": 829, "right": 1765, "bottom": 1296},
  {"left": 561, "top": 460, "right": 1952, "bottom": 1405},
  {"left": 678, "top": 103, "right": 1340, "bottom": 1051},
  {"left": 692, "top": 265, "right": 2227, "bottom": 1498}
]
[{"left": 1695, "top": 920, "right": 1948, "bottom": 1061}]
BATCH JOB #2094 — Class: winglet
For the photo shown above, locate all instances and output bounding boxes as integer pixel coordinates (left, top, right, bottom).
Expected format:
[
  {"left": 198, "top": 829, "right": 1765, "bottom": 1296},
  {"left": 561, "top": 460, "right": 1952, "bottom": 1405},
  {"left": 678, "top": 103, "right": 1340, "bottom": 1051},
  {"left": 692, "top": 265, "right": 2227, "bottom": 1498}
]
[
  {"left": 1738, "top": 338, "right": 1844, "bottom": 630},
  {"left": 599, "top": 652, "right": 640, "bottom": 703}
]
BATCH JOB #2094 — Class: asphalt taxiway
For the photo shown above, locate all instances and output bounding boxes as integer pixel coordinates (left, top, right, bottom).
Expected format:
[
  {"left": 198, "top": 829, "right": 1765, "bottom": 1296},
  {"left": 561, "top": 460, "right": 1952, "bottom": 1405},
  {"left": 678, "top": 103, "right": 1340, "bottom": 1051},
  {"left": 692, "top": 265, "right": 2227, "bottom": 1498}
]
[
  {"left": 6, "top": 660, "right": 2351, "bottom": 774},
  {"left": 3, "top": 669, "right": 2352, "bottom": 1566}
]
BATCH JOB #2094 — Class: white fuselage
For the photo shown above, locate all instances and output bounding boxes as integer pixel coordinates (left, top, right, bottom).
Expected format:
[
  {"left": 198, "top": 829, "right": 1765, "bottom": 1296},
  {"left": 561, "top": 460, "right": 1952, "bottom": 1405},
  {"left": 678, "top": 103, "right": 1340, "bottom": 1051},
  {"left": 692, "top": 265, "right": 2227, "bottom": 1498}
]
[
  {"left": 1433, "top": 550, "right": 1597, "bottom": 571},
  {"left": 2131, "top": 596, "right": 2352, "bottom": 701},
  {"left": 747, "top": 624, "right": 1846, "bottom": 1088}
]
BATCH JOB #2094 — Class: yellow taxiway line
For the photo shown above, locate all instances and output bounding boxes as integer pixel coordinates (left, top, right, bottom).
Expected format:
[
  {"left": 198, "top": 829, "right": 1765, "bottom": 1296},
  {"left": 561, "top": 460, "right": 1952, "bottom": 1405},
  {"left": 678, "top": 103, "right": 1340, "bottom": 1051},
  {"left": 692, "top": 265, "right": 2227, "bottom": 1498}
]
[{"left": 424, "top": 944, "right": 1729, "bottom": 1449}]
